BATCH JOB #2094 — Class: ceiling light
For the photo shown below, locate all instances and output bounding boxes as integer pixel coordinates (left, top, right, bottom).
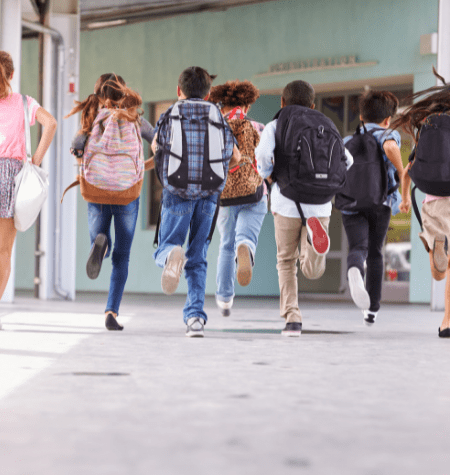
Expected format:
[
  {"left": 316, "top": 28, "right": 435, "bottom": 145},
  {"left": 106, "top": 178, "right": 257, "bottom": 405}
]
[{"left": 87, "top": 19, "right": 127, "bottom": 29}]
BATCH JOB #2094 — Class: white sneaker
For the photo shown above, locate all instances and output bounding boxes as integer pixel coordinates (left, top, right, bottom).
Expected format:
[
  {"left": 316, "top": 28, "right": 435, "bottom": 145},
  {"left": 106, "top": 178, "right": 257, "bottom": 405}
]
[
  {"left": 348, "top": 267, "right": 370, "bottom": 310},
  {"left": 363, "top": 310, "right": 378, "bottom": 326},
  {"left": 186, "top": 317, "right": 205, "bottom": 337},
  {"left": 216, "top": 296, "right": 233, "bottom": 317},
  {"left": 161, "top": 246, "right": 186, "bottom": 295}
]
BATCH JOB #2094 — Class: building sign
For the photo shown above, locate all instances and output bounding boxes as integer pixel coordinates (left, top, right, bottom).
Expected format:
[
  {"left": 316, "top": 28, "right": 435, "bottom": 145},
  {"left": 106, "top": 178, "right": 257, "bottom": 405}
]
[{"left": 256, "top": 55, "right": 378, "bottom": 77}]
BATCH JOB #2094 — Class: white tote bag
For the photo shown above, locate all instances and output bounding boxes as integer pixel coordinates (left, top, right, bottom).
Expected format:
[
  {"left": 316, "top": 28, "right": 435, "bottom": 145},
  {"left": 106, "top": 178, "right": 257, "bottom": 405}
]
[{"left": 14, "top": 95, "right": 49, "bottom": 232}]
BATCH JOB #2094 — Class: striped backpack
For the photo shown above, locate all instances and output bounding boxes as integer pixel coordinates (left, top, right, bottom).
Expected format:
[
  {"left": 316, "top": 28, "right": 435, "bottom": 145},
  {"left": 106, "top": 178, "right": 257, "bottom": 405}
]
[{"left": 63, "top": 109, "right": 144, "bottom": 205}]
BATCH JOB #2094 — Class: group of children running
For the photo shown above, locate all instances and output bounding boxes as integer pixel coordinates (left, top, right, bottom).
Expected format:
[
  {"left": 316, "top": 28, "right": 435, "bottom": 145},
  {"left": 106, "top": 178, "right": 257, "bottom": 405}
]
[{"left": 0, "top": 50, "right": 449, "bottom": 339}]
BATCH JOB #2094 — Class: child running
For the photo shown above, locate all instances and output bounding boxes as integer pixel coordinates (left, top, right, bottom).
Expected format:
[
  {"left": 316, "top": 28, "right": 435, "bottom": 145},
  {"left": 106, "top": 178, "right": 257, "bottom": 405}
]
[
  {"left": 0, "top": 51, "right": 57, "bottom": 321},
  {"left": 338, "top": 91, "right": 404, "bottom": 326},
  {"left": 151, "top": 67, "right": 240, "bottom": 337},
  {"left": 394, "top": 69, "right": 450, "bottom": 338},
  {"left": 208, "top": 80, "right": 267, "bottom": 316},
  {"left": 67, "top": 74, "right": 154, "bottom": 331},
  {"left": 256, "top": 80, "right": 353, "bottom": 337}
]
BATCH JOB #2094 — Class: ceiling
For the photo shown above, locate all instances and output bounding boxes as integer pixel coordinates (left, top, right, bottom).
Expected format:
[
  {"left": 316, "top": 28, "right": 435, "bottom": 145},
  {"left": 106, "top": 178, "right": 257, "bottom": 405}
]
[
  {"left": 79, "top": 0, "right": 277, "bottom": 30},
  {"left": 22, "top": 1, "right": 277, "bottom": 31}
]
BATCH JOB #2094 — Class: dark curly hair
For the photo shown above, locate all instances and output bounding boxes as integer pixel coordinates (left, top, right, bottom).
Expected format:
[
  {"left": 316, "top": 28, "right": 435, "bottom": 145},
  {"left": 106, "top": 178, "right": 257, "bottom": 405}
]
[{"left": 209, "top": 80, "right": 260, "bottom": 108}]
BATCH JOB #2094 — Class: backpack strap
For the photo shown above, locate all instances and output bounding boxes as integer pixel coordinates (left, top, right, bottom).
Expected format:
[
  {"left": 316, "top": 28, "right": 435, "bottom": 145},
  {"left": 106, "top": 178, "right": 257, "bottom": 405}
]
[
  {"left": 228, "top": 107, "right": 245, "bottom": 120},
  {"left": 206, "top": 201, "right": 220, "bottom": 244},
  {"left": 208, "top": 103, "right": 225, "bottom": 162},
  {"left": 60, "top": 178, "right": 80, "bottom": 204},
  {"left": 411, "top": 185, "right": 423, "bottom": 231},
  {"left": 295, "top": 202, "right": 307, "bottom": 227},
  {"left": 153, "top": 200, "right": 162, "bottom": 248}
]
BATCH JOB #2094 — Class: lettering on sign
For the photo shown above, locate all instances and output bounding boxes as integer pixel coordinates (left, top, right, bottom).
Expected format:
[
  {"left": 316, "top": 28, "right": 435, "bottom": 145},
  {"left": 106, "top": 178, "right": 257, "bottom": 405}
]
[{"left": 256, "top": 56, "right": 377, "bottom": 77}]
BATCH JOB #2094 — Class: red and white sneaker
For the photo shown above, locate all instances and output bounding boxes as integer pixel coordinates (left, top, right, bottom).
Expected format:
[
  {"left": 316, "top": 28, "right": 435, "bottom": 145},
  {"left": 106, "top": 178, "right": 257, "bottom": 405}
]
[{"left": 306, "top": 217, "right": 330, "bottom": 255}]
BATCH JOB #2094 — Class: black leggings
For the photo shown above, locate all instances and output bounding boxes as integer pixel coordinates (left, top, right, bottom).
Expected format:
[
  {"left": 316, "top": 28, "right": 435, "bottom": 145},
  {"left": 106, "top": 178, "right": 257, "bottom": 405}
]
[{"left": 342, "top": 205, "right": 391, "bottom": 313}]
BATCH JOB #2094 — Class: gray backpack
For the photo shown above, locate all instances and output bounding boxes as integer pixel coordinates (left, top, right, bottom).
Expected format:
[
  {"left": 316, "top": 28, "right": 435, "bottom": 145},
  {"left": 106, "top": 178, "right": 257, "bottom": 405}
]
[{"left": 154, "top": 99, "right": 235, "bottom": 200}]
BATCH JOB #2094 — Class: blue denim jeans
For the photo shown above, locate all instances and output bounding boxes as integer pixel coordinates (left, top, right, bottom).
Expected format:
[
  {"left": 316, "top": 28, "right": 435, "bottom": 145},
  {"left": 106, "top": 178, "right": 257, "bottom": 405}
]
[
  {"left": 153, "top": 189, "right": 218, "bottom": 324},
  {"left": 87, "top": 198, "right": 139, "bottom": 316},
  {"left": 216, "top": 195, "right": 268, "bottom": 302}
]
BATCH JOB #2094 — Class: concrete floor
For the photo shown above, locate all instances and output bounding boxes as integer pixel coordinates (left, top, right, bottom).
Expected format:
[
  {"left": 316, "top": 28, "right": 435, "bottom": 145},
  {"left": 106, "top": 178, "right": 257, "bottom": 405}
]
[{"left": 0, "top": 291, "right": 449, "bottom": 475}]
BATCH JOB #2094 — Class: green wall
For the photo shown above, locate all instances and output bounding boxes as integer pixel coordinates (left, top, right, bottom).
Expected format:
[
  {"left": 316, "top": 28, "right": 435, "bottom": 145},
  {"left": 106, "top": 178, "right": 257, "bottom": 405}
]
[
  {"left": 15, "top": 40, "right": 39, "bottom": 290},
  {"left": 17, "top": 0, "right": 438, "bottom": 301}
]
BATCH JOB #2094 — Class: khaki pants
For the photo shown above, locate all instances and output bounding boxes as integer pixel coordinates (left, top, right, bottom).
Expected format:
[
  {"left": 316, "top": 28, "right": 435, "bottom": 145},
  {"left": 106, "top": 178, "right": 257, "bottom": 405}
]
[{"left": 273, "top": 213, "right": 330, "bottom": 323}]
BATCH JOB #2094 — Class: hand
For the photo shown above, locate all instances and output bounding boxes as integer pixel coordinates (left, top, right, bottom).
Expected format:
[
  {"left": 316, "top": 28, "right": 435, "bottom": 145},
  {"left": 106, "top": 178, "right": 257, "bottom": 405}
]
[
  {"left": 144, "top": 157, "right": 155, "bottom": 171},
  {"left": 70, "top": 148, "right": 84, "bottom": 158},
  {"left": 399, "top": 199, "right": 411, "bottom": 214},
  {"left": 266, "top": 175, "right": 273, "bottom": 184},
  {"left": 32, "top": 155, "right": 42, "bottom": 166}
]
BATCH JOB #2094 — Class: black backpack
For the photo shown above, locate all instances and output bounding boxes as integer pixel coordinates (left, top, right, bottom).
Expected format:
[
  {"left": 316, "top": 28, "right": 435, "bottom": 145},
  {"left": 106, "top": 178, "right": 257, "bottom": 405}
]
[
  {"left": 335, "top": 123, "right": 398, "bottom": 211},
  {"left": 272, "top": 105, "right": 347, "bottom": 211},
  {"left": 408, "top": 112, "right": 450, "bottom": 228}
]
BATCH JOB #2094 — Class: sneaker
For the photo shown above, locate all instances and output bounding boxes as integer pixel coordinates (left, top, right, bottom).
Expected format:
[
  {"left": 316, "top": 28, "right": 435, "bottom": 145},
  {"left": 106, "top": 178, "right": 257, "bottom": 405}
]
[
  {"left": 186, "top": 317, "right": 205, "bottom": 337},
  {"left": 281, "top": 321, "right": 302, "bottom": 337},
  {"left": 161, "top": 246, "right": 186, "bottom": 295},
  {"left": 348, "top": 267, "right": 370, "bottom": 310},
  {"left": 306, "top": 217, "right": 330, "bottom": 255},
  {"left": 363, "top": 310, "right": 378, "bottom": 326},
  {"left": 105, "top": 312, "right": 123, "bottom": 331},
  {"left": 433, "top": 235, "right": 448, "bottom": 273},
  {"left": 236, "top": 243, "right": 252, "bottom": 286},
  {"left": 216, "top": 296, "right": 233, "bottom": 317},
  {"left": 86, "top": 233, "right": 108, "bottom": 280}
]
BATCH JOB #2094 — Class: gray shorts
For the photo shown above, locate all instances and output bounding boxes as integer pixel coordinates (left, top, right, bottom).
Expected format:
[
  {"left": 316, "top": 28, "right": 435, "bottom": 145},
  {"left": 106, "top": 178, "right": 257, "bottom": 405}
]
[{"left": 0, "top": 157, "right": 23, "bottom": 219}]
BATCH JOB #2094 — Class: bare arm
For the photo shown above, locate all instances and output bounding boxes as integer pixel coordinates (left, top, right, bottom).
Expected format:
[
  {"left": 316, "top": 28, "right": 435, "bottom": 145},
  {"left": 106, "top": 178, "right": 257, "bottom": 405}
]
[
  {"left": 382, "top": 139, "right": 403, "bottom": 175},
  {"left": 383, "top": 139, "right": 410, "bottom": 213},
  {"left": 33, "top": 107, "right": 57, "bottom": 166},
  {"left": 399, "top": 162, "right": 412, "bottom": 214},
  {"left": 151, "top": 135, "right": 157, "bottom": 155}
]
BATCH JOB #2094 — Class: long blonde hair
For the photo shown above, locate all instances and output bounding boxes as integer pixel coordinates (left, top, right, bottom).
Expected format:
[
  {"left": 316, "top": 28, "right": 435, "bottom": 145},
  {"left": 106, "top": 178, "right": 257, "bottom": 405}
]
[
  {"left": 65, "top": 73, "right": 143, "bottom": 134},
  {"left": 0, "top": 51, "right": 14, "bottom": 100}
]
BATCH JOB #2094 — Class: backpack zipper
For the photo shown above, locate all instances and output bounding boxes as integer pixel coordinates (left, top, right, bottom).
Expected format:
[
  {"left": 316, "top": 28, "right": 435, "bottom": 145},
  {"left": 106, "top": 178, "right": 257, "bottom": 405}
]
[
  {"left": 328, "top": 138, "right": 337, "bottom": 170},
  {"left": 304, "top": 138, "right": 314, "bottom": 170}
]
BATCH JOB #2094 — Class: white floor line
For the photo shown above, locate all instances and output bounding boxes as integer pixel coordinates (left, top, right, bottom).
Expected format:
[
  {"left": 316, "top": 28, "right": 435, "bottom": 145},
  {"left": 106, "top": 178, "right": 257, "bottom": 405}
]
[{"left": 0, "top": 312, "right": 131, "bottom": 400}]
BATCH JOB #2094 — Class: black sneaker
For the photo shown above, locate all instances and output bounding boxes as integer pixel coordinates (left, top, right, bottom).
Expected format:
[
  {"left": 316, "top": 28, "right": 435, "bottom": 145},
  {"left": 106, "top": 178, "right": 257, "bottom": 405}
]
[
  {"left": 363, "top": 310, "right": 377, "bottom": 326},
  {"left": 86, "top": 233, "right": 108, "bottom": 280},
  {"left": 186, "top": 317, "right": 205, "bottom": 337},
  {"left": 281, "top": 322, "right": 302, "bottom": 337},
  {"left": 105, "top": 312, "right": 123, "bottom": 331}
]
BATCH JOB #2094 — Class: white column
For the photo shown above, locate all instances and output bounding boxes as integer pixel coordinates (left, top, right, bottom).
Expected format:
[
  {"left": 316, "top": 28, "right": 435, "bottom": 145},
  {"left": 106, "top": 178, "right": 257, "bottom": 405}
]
[
  {"left": 0, "top": 0, "right": 22, "bottom": 303},
  {"left": 37, "top": 7, "right": 79, "bottom": 301},
  {"left": 431, "top": 0, "right": 450, "bottom": 311}
]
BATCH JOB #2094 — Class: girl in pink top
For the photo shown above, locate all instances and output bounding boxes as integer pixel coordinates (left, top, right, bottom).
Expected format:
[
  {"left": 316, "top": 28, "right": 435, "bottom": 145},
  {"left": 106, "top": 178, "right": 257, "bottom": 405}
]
[
  {"left": 395, "top": 68, "right": 450, "bottom": 338},
  {"left": 0, "top": 51, "right": 57, "bottom": 304}
]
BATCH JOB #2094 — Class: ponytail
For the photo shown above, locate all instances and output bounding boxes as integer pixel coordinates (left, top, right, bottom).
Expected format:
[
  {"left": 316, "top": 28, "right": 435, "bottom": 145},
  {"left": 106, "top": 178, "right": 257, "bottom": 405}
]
[
  {"left": 65, "top": 94, "right": 101, "bottom": 135},
  {"left": 0, "top": 51, "right": 14, "bottom": 100}
]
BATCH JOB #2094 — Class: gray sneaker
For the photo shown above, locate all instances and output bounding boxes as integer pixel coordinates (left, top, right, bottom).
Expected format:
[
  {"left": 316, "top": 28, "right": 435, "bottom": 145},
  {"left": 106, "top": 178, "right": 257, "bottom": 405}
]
[
  {"left": 161, "top": 246, "right": 186, "bottom": 295},
  {"left": 186, "top": 317, "right": 205, "bottom": 337}
]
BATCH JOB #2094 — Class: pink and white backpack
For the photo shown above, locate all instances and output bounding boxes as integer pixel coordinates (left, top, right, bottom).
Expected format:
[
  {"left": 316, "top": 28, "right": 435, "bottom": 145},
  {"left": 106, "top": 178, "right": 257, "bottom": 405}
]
[{"left": 64, "top": 109, "right": 144, "bottom": 205}]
